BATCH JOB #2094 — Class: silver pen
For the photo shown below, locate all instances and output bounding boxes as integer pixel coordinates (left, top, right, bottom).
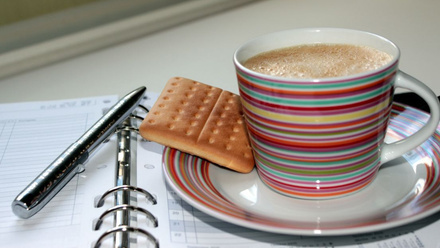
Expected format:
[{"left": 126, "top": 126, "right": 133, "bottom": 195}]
[{"left": 12, "top": 86, "right": 147, "bottom": 219}]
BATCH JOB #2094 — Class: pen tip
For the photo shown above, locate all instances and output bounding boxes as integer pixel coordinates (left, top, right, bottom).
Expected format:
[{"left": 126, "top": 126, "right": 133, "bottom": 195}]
[
  {"left": 127, "top": 86, "right": 147, "bottom": 98},
  {"left": 136, "top": 86, "right": 147, "bottom": 94}
]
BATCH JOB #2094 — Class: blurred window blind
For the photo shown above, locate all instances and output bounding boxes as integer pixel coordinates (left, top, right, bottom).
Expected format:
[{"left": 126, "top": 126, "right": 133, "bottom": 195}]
[
  {"left": 0, "top": 0, "right": 191, "bottom": 54},
  {"left": 0, "top": 0, "right": 258, "bottom": 79}
]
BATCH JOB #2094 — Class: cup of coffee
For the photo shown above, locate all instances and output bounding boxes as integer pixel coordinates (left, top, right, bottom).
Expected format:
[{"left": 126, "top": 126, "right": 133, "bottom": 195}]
[{"left": 233, "top": 28, "right": 440, "bottom": 199}]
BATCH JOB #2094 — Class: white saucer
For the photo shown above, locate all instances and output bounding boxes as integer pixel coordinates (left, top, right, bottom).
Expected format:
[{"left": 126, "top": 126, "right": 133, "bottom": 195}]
[{"left": 162, "top": 103, "right": 440, "bottom": 235}]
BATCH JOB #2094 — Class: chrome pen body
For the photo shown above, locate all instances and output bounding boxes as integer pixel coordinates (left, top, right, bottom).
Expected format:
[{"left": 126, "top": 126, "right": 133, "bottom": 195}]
[{"left": 12, "top": 86, "right": 146, "bottom": 219}]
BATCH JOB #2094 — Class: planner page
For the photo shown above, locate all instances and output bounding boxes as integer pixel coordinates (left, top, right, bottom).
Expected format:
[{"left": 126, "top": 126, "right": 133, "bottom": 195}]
[{"left": 0, "top": 95, "right": 118, "bottom": 247}]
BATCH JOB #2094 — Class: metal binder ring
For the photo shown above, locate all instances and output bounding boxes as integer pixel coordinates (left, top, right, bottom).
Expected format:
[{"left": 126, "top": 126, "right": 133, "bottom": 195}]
[
  {"left": 130, "top": 104, "right": 150, "bottom": 121},
  {"left": 93, "top": 225, "right": 159, "bottom": 248},
  {"left": 94, "top": 185, "right": 157, "bottom": 208},
  {"left": 131, "top": 114, "right": 145, "bottom": 121},
  {"left": 129, "top": 105, "right": 149, "bottom": 121},
  {"left": 137, "top": 105, "right": 149, "bottom": 113},
  {"left": 115, "top": 125, "right": 139, "bottom": 133},
  {"left": 93, "top": 204, "right": 158, "bottom": 230}
]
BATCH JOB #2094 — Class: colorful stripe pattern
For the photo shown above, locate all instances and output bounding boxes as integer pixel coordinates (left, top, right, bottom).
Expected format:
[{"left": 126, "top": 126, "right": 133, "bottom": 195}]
[
  {"left": 236, "top": 62, "right": 398, "bottom": 198},
  {"left": 162, "top": 103, "right": 440, "bottom": 235}
]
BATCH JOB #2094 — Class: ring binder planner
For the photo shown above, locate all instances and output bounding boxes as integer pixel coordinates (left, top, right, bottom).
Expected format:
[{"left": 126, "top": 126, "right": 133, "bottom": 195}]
[
  {"left": 93, "top": 107, "right": 159, "bottom": 248},
  {"left": 3, "top": 91, "right": 440, "bottom": 247}
]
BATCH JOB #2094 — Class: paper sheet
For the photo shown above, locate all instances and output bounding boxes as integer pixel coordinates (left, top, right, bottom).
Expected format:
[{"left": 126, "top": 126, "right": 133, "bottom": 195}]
[{"left": 0, "top": 96, "right": 118, "bottom": 247}]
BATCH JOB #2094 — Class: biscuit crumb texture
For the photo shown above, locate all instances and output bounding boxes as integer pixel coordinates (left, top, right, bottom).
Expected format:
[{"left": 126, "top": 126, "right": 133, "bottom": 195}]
[{"left": 139, "top": 77, "right": 254, "bottom": 173}]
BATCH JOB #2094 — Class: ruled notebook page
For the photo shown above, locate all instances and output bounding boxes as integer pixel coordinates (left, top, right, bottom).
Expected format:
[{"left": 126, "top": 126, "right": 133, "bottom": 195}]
[{"left": 0, "top": 96, "right": 118, "bottom": 247}]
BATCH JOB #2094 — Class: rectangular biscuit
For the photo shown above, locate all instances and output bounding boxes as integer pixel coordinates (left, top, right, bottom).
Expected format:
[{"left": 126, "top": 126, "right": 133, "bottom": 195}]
[{"left": 139, "top": 77, "right": 254, "bottom": 173}]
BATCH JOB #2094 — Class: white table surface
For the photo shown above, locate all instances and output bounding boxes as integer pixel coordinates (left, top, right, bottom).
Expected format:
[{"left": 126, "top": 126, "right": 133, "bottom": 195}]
[{"left": 0, "top": 0, "right": 439, "bottom": 103}]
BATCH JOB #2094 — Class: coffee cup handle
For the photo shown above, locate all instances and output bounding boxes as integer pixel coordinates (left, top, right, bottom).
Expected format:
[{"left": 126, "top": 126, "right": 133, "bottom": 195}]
[{"left": 381, "top": 71, "right": 440, "bottom": 164}]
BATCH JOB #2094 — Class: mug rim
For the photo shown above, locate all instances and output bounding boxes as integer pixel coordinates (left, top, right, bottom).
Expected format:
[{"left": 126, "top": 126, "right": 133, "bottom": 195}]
[{"left": 233, "top": 28, "right": 400, "bottom": 83}]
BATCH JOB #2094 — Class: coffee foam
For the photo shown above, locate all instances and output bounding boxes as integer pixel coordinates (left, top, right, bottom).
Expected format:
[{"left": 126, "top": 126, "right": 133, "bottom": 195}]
[{"left": 243, "top": 44, "right": 393, "bottom": 79}]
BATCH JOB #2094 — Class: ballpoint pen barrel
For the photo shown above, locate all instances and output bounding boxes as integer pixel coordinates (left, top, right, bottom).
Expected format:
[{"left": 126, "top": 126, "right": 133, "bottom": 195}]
[
  {"left": 11, "top": 86, "right": 147, "bottom": 219},
  {"left": 12, "top": 142, "right": 89, "bottom": 218}
]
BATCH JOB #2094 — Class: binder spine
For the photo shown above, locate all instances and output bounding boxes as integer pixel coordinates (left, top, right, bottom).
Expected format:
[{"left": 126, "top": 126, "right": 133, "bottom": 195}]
[{"left": 93, "top": 106, "right": 159, "bottom": 248}]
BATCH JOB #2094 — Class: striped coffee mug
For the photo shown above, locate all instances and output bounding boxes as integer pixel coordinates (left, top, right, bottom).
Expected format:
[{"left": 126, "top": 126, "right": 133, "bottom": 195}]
[{"left": 234, "top": 28, "right": 440, "bottom": 199}]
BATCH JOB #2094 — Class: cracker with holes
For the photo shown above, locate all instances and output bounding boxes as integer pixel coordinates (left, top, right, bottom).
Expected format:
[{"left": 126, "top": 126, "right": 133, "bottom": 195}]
[{"left": 139, "top": 77, "right": 254, "bottom": 173}]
